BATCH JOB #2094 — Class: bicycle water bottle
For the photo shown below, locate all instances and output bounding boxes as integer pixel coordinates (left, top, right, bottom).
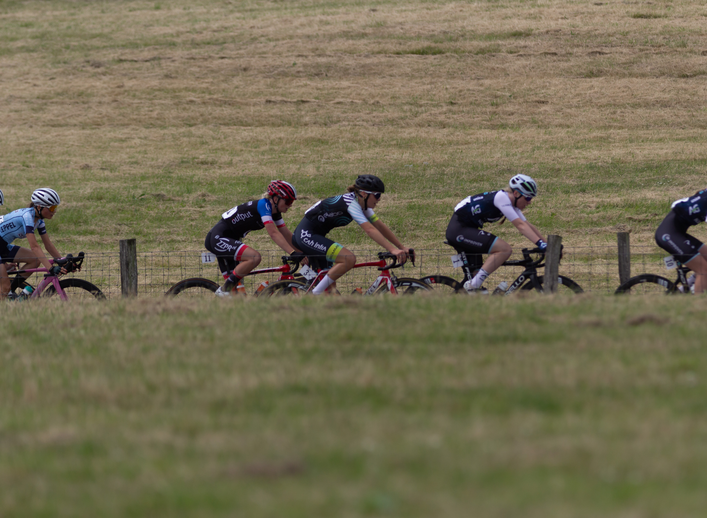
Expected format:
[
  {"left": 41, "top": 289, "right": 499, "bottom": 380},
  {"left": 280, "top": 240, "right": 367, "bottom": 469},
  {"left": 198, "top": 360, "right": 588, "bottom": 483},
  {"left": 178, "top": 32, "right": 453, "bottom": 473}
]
[{"left": 20, "top": 285, "right": 33, "bottom": 299}]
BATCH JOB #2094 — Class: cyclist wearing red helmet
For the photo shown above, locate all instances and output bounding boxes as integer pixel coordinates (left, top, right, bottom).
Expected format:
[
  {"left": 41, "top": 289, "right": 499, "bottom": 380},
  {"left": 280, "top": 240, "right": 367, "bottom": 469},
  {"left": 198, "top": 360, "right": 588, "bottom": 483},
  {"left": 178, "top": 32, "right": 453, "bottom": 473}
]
[
  {"left": 205, "top": 180, "right": 300, "bottom": 296},
  {"left": 292, "top": 174, "right": 411, "bottom": 295}
]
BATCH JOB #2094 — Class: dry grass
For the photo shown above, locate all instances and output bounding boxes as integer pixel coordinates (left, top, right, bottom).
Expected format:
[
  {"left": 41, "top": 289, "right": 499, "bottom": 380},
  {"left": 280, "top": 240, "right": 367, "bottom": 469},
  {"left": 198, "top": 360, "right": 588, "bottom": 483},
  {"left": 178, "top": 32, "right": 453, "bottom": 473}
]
[{"left": 1, "top": 0, "right": 706, "bottom": 253}]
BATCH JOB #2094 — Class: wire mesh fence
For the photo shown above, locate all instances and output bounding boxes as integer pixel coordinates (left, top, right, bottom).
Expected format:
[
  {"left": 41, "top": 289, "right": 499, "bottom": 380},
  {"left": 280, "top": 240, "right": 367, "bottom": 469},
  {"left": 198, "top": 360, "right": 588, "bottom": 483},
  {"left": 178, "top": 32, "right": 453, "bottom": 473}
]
[{"left": 52, "top": 244, "right": 684, "bottom": 298}]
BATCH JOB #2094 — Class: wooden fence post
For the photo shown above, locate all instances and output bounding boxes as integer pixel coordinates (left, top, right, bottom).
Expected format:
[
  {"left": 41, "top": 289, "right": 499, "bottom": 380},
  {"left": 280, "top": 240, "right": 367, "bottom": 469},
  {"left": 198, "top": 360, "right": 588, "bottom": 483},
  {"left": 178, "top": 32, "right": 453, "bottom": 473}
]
[
  {"left": 617, "top": 232, "right": 631, "bottom": 286},
  {"left": 544, "top": 235, "right": 563, "bottom": 294},
  {"left": 120, "top": 238, "right": 138, "bottom": 297}
]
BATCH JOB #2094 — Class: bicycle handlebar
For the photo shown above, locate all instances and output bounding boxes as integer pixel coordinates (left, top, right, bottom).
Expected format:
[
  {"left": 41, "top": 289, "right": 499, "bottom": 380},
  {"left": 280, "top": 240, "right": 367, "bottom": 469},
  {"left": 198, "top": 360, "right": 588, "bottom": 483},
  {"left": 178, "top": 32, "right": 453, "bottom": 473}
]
[
  {"left": 281, "top": 253, "right": 304, "bottom": 274},
  {"left": 377, "top": 248, "right": 415, "bottom": 271},
  {"left": 502, "top": 248, "right": 546, "bottom": 268}
]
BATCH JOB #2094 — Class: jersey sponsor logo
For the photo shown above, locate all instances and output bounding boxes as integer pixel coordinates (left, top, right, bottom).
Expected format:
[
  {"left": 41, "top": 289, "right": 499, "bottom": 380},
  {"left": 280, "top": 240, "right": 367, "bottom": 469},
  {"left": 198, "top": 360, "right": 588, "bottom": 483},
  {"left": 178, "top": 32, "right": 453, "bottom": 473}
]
[
  {"left": 662, "top": 234, "right": 684, "bottom": 254},
  {"left": 470, "top": 204, "right": 482, "bottom": 216},
  {"left": 214, "top": 237, "right": 241, "bottom": 253},
  {"left": 0, "top": 221, "right": 17, "bottom": 233},
  {"left": 472, "top": 196, "right": 484, "bottom": 202},
  {"left": 300, "top": 228, "right": 327, "bottom": 252},
  {"left": 318, "top": 211, "right": 344, "bottom": 223},
  {"left": 456, "top": 235, "right": 483, "bottom": 247},
  {"left": 689, "top": 205, "right": 701, "bottom": 216},
  {"left": 230, "top": 211, "right": 253, "bottom": 225}
]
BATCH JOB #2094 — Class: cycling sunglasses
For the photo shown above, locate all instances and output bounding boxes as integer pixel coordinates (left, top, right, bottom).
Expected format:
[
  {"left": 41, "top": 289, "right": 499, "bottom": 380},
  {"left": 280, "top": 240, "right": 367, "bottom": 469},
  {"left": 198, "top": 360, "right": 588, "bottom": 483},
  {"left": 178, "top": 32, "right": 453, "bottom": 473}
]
[
  {"left": 47, "top": 205, "right": 58, "bottom": 213},
  {"left": 361, "top": 190, "right": 382, "bottom": 200},
  {"left": 524, "top": 196, "right": 534, "bottom": 202}
]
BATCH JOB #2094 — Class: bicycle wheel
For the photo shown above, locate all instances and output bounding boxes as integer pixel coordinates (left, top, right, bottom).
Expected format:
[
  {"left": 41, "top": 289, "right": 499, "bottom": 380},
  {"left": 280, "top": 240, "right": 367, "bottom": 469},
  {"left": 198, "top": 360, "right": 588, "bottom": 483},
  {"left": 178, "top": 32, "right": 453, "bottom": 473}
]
[
  {"left": 258, "top": 279, "right": 307, "bottom": 297},
  {"left": 165, "top": 277, "right": 220, "bottom": 298},
  {"left": 43, "top": 278, "right": 106, "bottom": 300},
  {"left": 372, "top": 277, "right": 433, "bottom": 295},
  {"left": 614, "top": 274, "right": 677, "bottom": 295},
  {"left": 519, "top": 275, "right": 584, "bottom": 294},
  {"left": 419, "top": 275, "right": 464, "bottom": 294}
]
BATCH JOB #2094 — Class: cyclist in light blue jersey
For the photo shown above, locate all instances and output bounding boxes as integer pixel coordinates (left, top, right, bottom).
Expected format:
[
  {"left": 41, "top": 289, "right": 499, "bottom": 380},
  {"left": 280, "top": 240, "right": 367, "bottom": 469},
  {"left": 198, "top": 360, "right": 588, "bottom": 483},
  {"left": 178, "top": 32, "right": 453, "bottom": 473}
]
[{"left": 0, "top": 188, "right": 66, "bottom": 299}]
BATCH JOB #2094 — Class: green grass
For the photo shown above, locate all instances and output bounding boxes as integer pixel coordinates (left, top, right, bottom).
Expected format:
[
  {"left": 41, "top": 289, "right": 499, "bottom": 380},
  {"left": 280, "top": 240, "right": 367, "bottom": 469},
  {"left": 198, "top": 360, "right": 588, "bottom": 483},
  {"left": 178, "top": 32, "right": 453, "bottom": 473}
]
[{"left": 3, "top": 295, "right": 707, "bottom": 517}]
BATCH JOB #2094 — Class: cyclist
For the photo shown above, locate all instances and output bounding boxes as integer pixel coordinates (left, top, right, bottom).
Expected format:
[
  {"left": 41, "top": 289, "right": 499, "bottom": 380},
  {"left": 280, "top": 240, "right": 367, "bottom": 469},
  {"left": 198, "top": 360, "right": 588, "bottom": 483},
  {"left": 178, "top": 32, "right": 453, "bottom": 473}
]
[
  {"left": 0, "top": 189, "right": 4, "bottom": 208},
  {"left": 447, "top": 174, "right": 547, "bottom": 292},
  {"left": 0, "top": 188, "right": 65, "bottom": 300},
  {"left": 292, "top": 174, "right": 410, "bottom": 295},
  {"left": 206, "top": 180, "right": 300, "bottom": 296},
  {"left": 655, "top": 189, "right": 707, "bottom": 294}
]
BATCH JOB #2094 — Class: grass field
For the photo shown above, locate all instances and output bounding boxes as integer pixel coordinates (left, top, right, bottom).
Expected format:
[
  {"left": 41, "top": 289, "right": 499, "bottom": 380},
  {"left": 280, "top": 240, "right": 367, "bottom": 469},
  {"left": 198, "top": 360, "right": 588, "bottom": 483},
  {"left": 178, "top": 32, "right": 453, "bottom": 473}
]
[{"left": 2, "top": 0, "right": 707, "bottom": 516}]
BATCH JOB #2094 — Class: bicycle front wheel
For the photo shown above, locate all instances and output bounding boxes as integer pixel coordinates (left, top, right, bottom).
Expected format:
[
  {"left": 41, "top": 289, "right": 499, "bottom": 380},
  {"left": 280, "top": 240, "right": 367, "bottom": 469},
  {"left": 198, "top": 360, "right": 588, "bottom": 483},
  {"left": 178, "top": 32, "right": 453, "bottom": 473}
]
[
  {"left": 519, "top": 275, "right": 584, "bottom": 294},
  {"left": 373, "top": 277, "right": 432, "bottom": 295},
  {"left": 258, "top": 279, "right": 307, "bottom": 297},
  {"left": 165, "top": 278, "right": 220, "bottom": 298},
  {"left": 419, "top": 275, "right": 464, "bottom": 294},
  {"left": 614, "top": 274, "right": 677, "bottom": 294},
  {"left": 43, "top": 278, "right": 106, "bottom": 300}
]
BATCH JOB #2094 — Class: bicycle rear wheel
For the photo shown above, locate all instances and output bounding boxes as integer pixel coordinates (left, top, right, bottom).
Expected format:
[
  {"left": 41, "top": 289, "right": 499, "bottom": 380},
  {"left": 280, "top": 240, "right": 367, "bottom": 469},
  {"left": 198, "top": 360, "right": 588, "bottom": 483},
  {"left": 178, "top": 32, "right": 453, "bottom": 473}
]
[
  {"left": 43, "top": 278, "right": 106, "bottom": 300},
  {"left": 419, "top": 275, "right": 463, "bottom": 294},
  {"left": 258, "top": 279, "right": 307, "bottom": 297},
  {"left": 519, "top": 275, "right": 584, "bottom": 294},
  {"left": 614, "top": 274, "right": 677, "bottom": 294},
  {"left": 165, "top": 278, "right": 220, "bottom": 298}
]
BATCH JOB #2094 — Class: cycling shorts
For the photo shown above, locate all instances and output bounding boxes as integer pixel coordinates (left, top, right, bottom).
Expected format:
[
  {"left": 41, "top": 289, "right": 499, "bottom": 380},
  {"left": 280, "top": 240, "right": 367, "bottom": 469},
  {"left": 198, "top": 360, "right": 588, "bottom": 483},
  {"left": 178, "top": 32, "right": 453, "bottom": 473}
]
[
  {"left": 205, "top": 231, "right": 248, "bottom": 276},
  {"left": 0, "top": 240, "right": 18, "bottom": 263},
  {"left": 292, "top": 219, "right": 344, "bottom": 271},
  {"left": 655, "top": 211, "right": 704, "bottom": 264},
  {"left": 446, "top": 214, "right": 497, "bottom": 269}
]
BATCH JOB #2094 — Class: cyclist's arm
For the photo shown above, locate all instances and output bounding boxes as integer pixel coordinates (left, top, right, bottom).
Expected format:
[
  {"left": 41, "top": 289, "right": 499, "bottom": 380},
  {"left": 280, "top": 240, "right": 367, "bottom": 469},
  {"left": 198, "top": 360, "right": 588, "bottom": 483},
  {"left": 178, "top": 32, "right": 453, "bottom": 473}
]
[
  {"left": 40, "top": 232, "right": 62, "bottom": 259},
  {"left": 371, "top": 219, "right": 405, "bottom": 250},
  {"left": 26, "top": 232, "right": 53, "bottom": 270},
  {"left": 265, "top": 222, "right": 296, "bottom": 254},
  {"left": 277, "top": 225, "right": 298, "bottom": 251},
  {"left": 512, "top": 219, "right": 544, "bottom": 245},
  {"left": 360, "top": 221, "right": 407, "bottom": 264}
]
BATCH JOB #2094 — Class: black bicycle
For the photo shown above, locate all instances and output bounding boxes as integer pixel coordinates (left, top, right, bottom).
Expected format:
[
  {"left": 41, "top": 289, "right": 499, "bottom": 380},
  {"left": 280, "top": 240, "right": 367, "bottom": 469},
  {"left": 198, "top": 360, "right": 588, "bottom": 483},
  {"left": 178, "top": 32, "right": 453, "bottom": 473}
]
[
  {"left": 615, "top": 260, "right": 693, "bottom": 294},
  {"left": 420, "top": 245, "right": 584, "bottom": 295}
]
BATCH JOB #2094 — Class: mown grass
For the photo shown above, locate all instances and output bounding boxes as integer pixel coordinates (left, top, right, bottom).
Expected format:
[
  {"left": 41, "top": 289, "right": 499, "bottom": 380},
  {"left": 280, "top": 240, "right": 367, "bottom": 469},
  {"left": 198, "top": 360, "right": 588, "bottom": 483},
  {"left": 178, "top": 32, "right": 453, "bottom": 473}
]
[{"left": 3, "top": 295, "right": 707, "bottom": 517}]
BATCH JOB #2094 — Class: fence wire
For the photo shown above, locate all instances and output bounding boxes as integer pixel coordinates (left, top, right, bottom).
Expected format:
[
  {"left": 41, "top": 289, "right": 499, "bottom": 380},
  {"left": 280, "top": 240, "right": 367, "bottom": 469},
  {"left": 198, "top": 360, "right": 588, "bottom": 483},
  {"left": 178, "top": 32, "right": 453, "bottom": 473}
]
[{"left": 51, "top": 245, "right": 683, "bottom": 298}]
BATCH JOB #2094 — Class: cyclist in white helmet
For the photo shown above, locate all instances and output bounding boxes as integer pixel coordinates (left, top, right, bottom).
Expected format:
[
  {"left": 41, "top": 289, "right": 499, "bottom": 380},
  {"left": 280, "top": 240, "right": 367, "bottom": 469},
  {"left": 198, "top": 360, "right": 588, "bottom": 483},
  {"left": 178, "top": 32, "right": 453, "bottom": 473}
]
[
  {"left": 447, "top": 174, "right": 548, "bottom": 292},
  {"left": 0, "top": 188, "right": 66, "bottom": 299}
]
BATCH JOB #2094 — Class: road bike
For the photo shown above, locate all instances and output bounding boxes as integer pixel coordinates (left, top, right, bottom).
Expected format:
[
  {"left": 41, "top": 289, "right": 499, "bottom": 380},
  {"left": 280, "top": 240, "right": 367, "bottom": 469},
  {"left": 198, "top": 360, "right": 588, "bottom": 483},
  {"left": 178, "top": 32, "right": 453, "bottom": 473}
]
[
  {"left": 7, "top": 252, "right": 105, "bottom": 301},
  {"left": 259, "top": 251, "right": 431, "bottom": 296},
  {"left": 615, "top": 256, "right": 694, "bottom": 294},
  {"left": 164, "top": 253, "right": 304, "bottom": 297},
  {"left": 420, "top": 245, "right": 584, "bottom": 295}
]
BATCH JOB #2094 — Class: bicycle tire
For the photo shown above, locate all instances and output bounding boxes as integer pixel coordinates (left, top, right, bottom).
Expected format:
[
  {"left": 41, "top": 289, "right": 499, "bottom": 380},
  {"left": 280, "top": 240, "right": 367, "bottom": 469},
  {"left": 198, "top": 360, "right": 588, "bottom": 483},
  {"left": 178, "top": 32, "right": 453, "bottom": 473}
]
[
  {"left": 258, "top": 279, "right": 307, "bottom": 297},
  {"left": 165, "top": 277, "right": 220, "bottom": 297},
  {"left": 614, "top": 274, "right": 678, "bottom": 295},
  {"left": 43, "top": 278, "right": 106, "bottom": 300},
  {"left": 373, "top": 277, "right": 433, "bottom": 295},
  {"left": 419, "top": 275, "right": 464, "bottom": 294},
  {"left": 519, "top": 275, "right": 584, "bottom": 294}
]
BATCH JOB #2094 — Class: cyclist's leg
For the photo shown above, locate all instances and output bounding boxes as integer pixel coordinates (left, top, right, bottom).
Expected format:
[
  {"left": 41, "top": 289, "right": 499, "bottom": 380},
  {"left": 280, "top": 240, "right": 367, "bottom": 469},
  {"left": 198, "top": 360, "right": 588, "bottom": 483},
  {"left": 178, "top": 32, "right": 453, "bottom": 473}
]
[
  {"left": 8, "top": 246, "right": 39, "bottom": 279},
  {"left": 684, "top": 245, "right": 707, "bottom": 294},
  {"left": 447, "top": 216, "right": 500, "bottom": 290},
  {"left": 0, "top": 263, "right": 8, "bottom": 298},
  {"left": 293, "top": 221, "right": 351, "bottom": 294},
  {"left": 656, "top": 214, "right": 706, "bottom": 292},
  {"left": 232, "top": 246, "right": 261, "bottom": 278},
  {"left": 206, "top": 232, "right": 249, "bottom": 294},
  {"left": 312, "top": 244, "right": 353, "bottom": 295}
]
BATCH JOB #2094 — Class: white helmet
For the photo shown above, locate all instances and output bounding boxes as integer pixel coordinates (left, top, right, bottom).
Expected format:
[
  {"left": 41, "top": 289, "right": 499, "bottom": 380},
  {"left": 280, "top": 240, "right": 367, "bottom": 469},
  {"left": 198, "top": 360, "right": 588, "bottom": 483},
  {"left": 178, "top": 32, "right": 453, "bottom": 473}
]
[
  {"left": 31, "top": 188, "right": 61, "bottom": 207},
  {"left": 509, "top": 174, "right": 538, "bottom": 198},
  {"left": 0, "top": 189, "right": 4, "bottom": 206}
]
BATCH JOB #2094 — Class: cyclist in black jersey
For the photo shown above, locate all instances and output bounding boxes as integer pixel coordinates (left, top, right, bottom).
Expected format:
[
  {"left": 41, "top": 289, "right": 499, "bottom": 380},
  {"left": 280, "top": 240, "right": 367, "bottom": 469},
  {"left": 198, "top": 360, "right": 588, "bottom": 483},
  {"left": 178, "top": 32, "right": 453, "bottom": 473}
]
[
  {"left": 448, "top": 174, "right": 548, "bottom": 292},
  {"left": 655, "top": 189, "right": 707, "bottom": 294},
  {"left": 292, "top": 174, "right": 410, "bottom": 295},
  {"left": 205, "top": 180, "right": 300, "bottom": 296}
]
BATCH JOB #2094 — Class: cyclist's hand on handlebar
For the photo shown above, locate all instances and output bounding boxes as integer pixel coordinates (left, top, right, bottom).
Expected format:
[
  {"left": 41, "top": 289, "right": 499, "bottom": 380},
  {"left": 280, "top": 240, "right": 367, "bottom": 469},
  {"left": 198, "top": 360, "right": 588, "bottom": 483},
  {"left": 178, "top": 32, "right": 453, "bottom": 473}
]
[
  {"left": 49, "top": 264, "right": 63, "bottom": 276},
  {"left": 392, "top": 248, "right": 408, "bottom": 265}
]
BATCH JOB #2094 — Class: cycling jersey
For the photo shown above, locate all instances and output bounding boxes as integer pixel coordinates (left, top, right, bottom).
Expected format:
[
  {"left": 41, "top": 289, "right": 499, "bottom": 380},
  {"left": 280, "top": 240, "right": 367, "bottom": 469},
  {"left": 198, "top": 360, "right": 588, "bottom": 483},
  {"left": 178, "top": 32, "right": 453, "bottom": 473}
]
[
  {"left": 453, "top": 191, "right": 526, "bottom": 228},
  {"left": 0, "top": 208, "right": 46, "bottom": 244},
  {"left": 209, "top": 198, "right": 285, "bottom": 240},
  {"left": 302, "top": 193, "right": 379, "bottom": 235},
  {"left": 671, "top": 189, "right": 707, "bottom": 226}
]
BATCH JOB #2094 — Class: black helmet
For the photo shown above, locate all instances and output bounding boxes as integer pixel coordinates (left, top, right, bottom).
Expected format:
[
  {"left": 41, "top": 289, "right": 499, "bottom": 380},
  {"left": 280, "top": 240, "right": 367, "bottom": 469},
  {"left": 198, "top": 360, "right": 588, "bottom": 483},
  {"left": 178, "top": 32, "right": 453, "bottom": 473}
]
[{"left": 355, "top": 174, "right": 385, "bottom": 193}]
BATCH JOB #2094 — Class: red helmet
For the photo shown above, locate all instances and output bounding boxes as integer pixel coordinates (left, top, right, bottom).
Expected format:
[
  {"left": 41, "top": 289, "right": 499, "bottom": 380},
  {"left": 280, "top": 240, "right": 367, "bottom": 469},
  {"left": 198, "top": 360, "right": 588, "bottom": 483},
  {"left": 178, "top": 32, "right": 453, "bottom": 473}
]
[{"left": 267, "top": 180, "right": 297, "bottom": 201}]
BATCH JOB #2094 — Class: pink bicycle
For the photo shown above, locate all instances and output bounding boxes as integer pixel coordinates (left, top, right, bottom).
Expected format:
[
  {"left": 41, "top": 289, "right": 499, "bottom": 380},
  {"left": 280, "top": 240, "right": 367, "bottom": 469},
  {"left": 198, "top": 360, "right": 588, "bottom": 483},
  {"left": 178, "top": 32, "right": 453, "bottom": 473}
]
[{"left": 8, "top": 252, "right": 105, "bottom": 301}]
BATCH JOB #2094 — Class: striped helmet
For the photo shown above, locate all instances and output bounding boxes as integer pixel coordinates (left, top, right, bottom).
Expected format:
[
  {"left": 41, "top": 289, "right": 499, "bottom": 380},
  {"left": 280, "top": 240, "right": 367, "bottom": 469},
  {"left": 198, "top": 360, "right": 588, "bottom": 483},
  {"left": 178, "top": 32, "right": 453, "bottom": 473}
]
[
  {"left": 267, "top": 180, "right": 297, "bottom": 200},
  {"left": 509, "top": 174, "right": 538, "bottom": 198},
  {"left": 31, "top": 188, "right": 61, "bottom": 207}
]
